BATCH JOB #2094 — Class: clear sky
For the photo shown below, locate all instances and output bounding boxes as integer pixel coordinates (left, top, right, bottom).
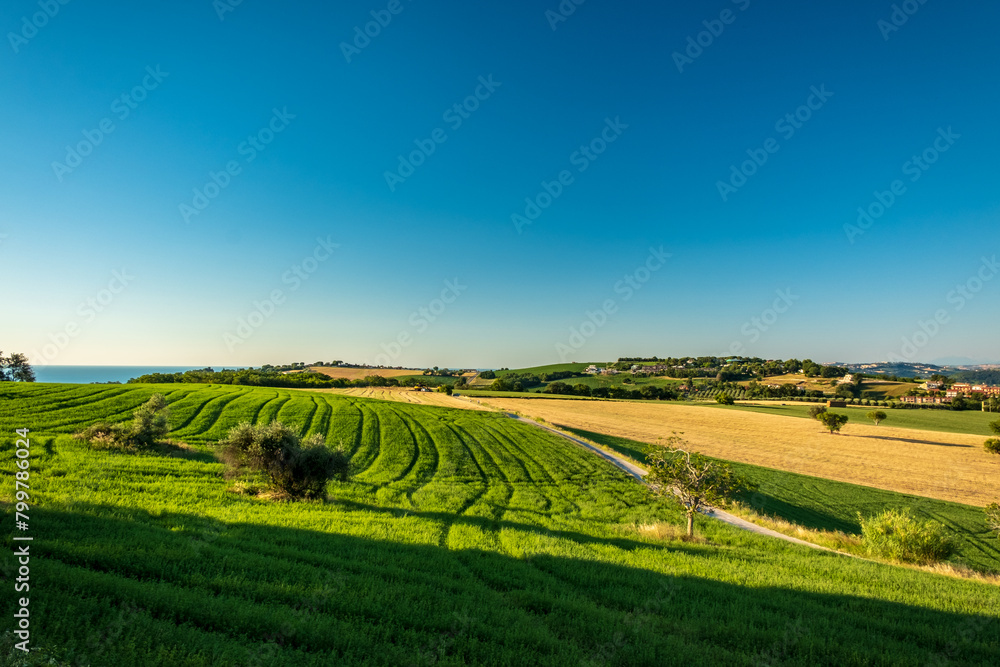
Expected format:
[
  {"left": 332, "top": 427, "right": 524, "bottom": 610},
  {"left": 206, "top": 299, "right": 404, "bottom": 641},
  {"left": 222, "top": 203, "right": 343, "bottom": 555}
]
[{"left": 2, "top": 0, "right": 998, "bottom": 369}]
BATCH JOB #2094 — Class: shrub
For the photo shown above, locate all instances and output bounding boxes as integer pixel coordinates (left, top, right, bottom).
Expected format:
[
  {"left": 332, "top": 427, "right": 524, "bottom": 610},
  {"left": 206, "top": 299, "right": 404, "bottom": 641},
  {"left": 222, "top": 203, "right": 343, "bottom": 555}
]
[
  {"left": 987, "top": 504, "right": 1000, "bottom": 537},
  {"left": 218, "top": 421, "right": 350, "bottom": 500},
  {"left": 984, "top": 439, "right": 1000, "bottom": 455},
  {"left": 74, "top": 394, "right": 170, "bottom": 451},
  {"left": 859, "top": 509, "right": 955, "bottom": 565},
  {"left": 715, "top": 392, "right": 734, "bottom": 405}
]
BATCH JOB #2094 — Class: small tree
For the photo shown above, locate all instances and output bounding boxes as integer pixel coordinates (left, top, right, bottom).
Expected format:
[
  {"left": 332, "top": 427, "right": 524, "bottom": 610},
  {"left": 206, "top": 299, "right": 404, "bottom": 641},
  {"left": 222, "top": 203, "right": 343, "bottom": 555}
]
[
  {"left": 866, "top": 410, "right": 887, "bottom": 426},
  {"left": 715, "top": 392, "right": 734, "bottom": 405},
  {"left": 984, "top": 439, "right": 1000, "bottom": 455},
  {"left": 986, "top": 503, "right": 1000, "bottom": 537},
  {"left": 218, "top": 421, "right": 350, "bottom": 500},
  {"left": 990, "top": 419, "right": 1000, "bottom": 436},
  {"left": 0, "top": 352, "right": 35, "bottom": 382},
  {"left": 818, "top": 412, "right": 848, "bottom": 434},
  {"left": 645, "top": 436, "right": 747, "bottom": 538},
  {"left": 808, "top": 405, "right": 827, "bottom": 420}
]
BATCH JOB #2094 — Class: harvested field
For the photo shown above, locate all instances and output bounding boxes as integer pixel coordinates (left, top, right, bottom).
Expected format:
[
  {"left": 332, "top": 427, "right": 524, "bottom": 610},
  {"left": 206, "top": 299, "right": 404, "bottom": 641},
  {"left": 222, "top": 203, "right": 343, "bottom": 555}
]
[
  {"left": 307, "top": 386, "right": 491, "bottom": 410},
  {"left": 307, "top": 366, "right": 420, "bottom": 380},
  {"left": 476, "top": 397, "right": 1000, "bottom": 507}
]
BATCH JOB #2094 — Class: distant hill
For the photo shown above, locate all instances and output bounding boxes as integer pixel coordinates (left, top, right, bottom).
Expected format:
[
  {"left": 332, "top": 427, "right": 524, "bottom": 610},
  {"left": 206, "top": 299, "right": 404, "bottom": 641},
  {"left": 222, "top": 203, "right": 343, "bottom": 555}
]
[
  {"left": 950, "top": 369, "right": 1000, "bottom": 385},
  {"left": 845, "top": 362, "right": 945, "bottom": 378}
]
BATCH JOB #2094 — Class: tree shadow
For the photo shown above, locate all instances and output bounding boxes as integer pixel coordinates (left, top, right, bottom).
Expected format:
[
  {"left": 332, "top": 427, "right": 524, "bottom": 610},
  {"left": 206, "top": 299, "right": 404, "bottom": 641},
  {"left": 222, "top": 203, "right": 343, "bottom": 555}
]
[
  {"left": 851, "top": 434, "right": 973, "bottom": 448},
  {"left": 23, "top": 503, "right": 1000, "bottom": 666}
]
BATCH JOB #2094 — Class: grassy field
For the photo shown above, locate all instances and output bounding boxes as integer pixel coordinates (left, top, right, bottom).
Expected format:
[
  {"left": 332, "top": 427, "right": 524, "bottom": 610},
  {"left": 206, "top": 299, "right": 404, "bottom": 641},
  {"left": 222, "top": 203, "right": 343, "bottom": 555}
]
[
  {"left": 718, "top": 401, "right": 1000, "bottom": 436},
  {"left": 476, "top": 397, "right": 1000, "bottom": 507},
  {"left": 560, "top": 427, "right": 1000, "bottom": 574},
  {"left": 494, "top": 363, "right": 597, "bottom": 377},
  {"left": 2, "top": 383, "right": 999, "bottom": 665}
]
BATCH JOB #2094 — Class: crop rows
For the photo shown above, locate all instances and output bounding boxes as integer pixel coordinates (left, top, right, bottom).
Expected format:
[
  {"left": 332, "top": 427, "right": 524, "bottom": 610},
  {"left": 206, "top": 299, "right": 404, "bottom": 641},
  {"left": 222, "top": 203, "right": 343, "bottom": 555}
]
[{"left": 1, "top": 383, "right": 999, "bottom": 665}]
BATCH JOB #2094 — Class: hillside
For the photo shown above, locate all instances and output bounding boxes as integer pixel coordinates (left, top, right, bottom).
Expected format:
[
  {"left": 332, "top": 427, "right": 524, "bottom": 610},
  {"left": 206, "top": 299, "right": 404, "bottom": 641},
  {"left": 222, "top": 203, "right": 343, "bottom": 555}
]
[
  {"left": 307, "top": 366, "right": 419, "bottom": 381},
  {"left": 474, "top": 397, "right": 1000, "bottom": 507},
  {"left": 1, "top": 384, "right": 999, "bottom": 665}
]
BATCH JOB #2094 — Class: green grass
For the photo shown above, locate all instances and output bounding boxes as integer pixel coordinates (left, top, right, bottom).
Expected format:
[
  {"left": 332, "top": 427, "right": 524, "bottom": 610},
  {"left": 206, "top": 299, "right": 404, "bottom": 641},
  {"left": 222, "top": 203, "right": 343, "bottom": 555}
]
[
  {"left": 707, "top": 401, "right": 1000, "bottom": 436},
  {"left": 1, "top": 383, "right": 999, "bottom": 665},
  {"left": 558, "top": 426, "right": 1000, "bottom": 573},
  {"left": 495, "top": 362, "right": 599, "bottom": 377}
]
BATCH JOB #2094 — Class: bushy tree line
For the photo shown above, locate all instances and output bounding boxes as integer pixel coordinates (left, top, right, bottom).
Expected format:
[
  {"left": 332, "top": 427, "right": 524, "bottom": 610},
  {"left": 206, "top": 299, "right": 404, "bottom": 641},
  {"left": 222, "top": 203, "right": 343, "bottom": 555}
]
[
  {"left": 128, "top": 368, "right": 414, "bottom": 389},
  {"left": 0, "top": 352, "right": 35, "bottom": 382}
]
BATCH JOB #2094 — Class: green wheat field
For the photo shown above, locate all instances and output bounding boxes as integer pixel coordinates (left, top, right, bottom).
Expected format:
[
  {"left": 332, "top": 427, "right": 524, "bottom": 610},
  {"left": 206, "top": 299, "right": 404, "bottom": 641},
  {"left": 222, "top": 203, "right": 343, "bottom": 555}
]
[{"left": 2, "top": 383, "right": 999, "bottom": 665}]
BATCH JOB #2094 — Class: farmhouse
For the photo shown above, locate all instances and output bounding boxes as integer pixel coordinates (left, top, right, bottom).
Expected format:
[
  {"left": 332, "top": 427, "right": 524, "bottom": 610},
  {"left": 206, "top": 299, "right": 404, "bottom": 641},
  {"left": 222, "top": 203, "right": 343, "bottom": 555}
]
[
  {"left": 945, "top": 383, "right": 1000, "bottom": 398},
  {"left": 900, "top": 396, "right": 950, "bottom": 404}
]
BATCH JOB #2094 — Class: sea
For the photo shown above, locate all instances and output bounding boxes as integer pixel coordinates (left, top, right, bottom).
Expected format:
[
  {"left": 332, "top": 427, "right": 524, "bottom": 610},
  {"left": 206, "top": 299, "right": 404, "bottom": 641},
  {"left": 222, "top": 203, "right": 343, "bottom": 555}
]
[{"left": 32, "top": 366, "right": 242, "bottom": 384}]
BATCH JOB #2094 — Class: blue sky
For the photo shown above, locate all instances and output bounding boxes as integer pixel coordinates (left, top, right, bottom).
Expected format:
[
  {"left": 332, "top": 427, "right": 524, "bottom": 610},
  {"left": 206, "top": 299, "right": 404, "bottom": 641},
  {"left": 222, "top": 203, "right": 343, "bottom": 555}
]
[{"left": 2, "top": 0, "right": 998, "bottom": 369}]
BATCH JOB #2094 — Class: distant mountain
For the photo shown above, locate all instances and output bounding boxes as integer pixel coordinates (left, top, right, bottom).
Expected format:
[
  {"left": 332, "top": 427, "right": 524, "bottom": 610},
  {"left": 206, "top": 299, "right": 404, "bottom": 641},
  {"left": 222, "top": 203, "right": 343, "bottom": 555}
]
[
  {"left": 843, "top": 360, "right": 1000, "bottom": 379},
  {"left": 929, "top": 356, "right": 1000, "bottom": 366}
]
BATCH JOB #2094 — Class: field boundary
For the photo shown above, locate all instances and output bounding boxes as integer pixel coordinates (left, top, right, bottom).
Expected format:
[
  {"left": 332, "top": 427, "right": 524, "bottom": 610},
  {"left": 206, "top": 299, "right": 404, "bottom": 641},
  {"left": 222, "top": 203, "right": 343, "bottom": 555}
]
[{"left": 503, "top": 412, "right": 834, "bottom": 553}]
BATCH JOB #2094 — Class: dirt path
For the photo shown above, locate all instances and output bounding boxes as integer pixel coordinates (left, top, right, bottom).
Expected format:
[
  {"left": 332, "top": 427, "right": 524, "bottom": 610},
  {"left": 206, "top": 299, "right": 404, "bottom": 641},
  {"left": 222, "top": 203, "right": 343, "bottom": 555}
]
[{"left": 504, "top": 413, "right": 834, "bottom": 552}]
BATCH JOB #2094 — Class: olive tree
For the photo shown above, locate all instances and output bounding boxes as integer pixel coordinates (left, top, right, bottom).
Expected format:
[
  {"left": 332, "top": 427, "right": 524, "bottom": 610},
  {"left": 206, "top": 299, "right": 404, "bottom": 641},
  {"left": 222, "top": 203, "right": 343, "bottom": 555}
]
[
  {"left": 818, "top": 412, "right": 849, "bottom": 434},
  {"left": 866, "top": 410, "right": 887, "bottom": 426},
  {"left": 218, "top": 421, "right": 350, "bottom": 500}
]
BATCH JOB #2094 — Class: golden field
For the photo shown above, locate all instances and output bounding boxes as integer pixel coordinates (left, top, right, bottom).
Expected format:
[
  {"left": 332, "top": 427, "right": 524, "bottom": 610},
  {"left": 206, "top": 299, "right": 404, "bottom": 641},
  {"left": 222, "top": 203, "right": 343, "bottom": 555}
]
[
  {"left": 307, "top": 366, "right": 420, "bottom": 380},
  {"left": 307, "top": 386, "right": 491, "bottom": 411},
  {"left": 476, "top": 397, "right": 1000, "bottom": 507}
]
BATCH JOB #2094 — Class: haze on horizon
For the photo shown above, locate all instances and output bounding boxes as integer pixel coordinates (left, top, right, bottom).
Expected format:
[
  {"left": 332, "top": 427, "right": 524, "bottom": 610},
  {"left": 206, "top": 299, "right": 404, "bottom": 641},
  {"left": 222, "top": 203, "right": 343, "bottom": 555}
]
[{"left": 2, "top": 0, "right": 998, "bottom": 370}]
